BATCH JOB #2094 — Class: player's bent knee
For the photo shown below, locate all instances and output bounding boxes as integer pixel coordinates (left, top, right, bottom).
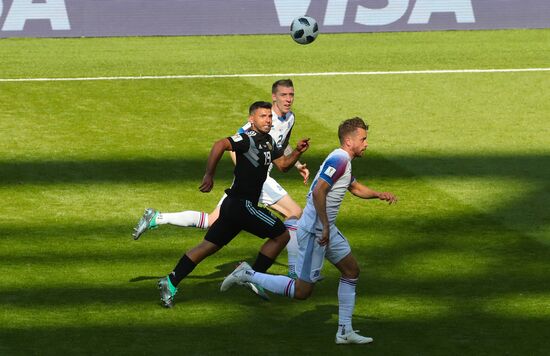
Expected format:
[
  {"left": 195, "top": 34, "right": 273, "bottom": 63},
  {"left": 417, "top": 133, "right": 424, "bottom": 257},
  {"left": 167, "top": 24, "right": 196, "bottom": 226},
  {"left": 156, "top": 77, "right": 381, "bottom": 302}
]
[
  {"left": 287, "top": 205, "right": 302, "bottom": 219},
  {"left": 294, "top": 280, "right": 314, "bottom": 300},
  {"left": 187, "top": 240, "right": 221, "bottom": 263},
  {"left": 274, "top": 231, "right": 290, "bottom": 245},
  {"left": 342, "top": 266, "right": 360, "bottom": 280},
  {"left": 273, "top": 197, "right": 303, "bottom": 219}
]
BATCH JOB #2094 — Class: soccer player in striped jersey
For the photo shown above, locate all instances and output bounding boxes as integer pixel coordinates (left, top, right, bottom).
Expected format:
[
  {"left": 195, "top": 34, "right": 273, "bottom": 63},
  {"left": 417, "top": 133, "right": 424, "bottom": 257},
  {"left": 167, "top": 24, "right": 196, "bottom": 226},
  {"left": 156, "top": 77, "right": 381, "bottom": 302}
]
[
  {"left": 220, "top": 117, "right": 397, "bottom": 344},
  {"left": 133, "top": 79, "right": 308, "bottom": 280}
]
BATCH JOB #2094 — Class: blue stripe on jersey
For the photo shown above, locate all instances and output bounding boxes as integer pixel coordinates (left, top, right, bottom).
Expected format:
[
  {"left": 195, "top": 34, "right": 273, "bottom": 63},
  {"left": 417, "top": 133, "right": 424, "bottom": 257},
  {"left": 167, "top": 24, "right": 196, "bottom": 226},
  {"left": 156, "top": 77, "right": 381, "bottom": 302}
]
[
  {"left": 248, "top": 202, "right": 275, "bottom": 224},
  {"left": 317, "top": 174, "right": 334, "bottom": 187},
  {"left": 299, "top": 233, "right": 317, "bottom": 283},
  {"left": 245, "top": 201, "right": 276, "bottom": 226},
  {"left": 246, "top": 204, "right": 272, "bottom": 226},
  {"left": 317, "top": 154, "right": 349, "bottom": 187},
  {"left": 255, "top": 209, "right": 276, "bottom": 226}
]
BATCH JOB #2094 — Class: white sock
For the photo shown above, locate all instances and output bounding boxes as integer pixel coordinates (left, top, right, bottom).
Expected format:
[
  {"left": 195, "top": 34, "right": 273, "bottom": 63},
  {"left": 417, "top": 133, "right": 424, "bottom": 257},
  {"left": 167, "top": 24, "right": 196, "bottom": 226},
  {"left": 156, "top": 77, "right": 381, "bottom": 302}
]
[
  {"left": 338, "top": 277, "right": 358, "bottom": 334},
  {"left": 284, "top": 218, "right": 298, "bottom": 276},
  {"left": 155, "top": 211, "right": 209, "bottom": 229},
  {"left": 249, "top": 271, "right": 295, "bottom": 298}
]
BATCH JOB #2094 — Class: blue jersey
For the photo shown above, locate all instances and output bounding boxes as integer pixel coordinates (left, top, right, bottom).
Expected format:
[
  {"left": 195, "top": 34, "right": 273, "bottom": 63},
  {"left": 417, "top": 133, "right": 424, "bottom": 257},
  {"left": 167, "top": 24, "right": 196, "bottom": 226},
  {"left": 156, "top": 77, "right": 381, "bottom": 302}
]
[{"left": 298, "top": 148, "right": 355, "bottom": 233}]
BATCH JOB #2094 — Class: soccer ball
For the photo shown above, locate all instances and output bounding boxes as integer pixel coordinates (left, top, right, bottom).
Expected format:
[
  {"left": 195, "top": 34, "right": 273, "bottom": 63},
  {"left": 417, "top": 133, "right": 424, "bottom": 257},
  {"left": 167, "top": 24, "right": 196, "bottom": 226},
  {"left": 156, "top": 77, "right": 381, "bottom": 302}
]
[{"left": 290, "top": 16, "right": 319, "bottom": 45}]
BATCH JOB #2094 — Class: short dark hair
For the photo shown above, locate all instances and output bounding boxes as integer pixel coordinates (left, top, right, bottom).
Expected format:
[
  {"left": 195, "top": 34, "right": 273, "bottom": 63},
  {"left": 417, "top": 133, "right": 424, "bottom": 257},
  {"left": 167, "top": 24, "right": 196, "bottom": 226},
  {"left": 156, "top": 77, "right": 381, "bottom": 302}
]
[
  {"left": 249, "top": 101, "right": 272, "bottom": 115},
  {"left": 338, "top": 117, "right": 369, "bottom": 144},
  {"left": 272, "top": 79, "right": 294, "bottom": 94}
]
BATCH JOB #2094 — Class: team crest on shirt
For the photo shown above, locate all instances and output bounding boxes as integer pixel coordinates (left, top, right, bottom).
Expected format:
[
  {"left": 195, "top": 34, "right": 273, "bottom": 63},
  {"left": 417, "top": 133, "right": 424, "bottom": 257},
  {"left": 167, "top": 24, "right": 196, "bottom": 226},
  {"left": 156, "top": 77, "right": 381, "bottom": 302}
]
[{"left": 231, "top": 134, "right": 243, "bottom": 142}]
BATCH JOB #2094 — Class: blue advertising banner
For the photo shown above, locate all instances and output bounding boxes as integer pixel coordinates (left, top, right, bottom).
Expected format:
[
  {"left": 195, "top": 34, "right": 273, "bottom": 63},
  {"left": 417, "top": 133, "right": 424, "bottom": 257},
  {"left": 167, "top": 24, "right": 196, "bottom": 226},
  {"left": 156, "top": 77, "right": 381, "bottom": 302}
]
[{"left": 0, "top": 0, "right": 549, "bottom": 38}]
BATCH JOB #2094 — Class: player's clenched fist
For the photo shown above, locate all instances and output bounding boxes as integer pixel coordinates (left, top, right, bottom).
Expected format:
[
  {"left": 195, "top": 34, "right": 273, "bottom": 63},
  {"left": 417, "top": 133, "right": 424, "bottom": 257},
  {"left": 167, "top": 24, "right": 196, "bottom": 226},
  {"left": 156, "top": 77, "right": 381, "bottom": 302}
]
[
  {"left": 296, "top": 138, "right": 310, "bottom": 153},
  {"left": 199, "top": 174, "right": 214, "bottom": 192}
]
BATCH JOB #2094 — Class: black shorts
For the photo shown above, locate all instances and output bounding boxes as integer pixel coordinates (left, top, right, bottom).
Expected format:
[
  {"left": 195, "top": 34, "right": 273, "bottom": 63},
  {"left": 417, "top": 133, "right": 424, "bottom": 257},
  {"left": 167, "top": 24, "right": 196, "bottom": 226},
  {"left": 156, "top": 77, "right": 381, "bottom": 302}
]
[{"left": 204, "top": 196, "right": 287, "bottom": 247}]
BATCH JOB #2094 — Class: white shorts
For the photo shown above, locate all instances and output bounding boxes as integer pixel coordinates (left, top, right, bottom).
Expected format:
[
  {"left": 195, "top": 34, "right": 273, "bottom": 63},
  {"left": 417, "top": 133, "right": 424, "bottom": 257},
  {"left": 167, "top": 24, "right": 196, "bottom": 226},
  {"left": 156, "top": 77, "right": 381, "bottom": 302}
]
[
  {"left": 295, "top": 225, "right": 352, "bottom": 283},
  {"left": 216, "top": 176, "right": 288, "bottom": 207},
  {"left": 259, "top": 176, "right": 288, "bottom": 206}
]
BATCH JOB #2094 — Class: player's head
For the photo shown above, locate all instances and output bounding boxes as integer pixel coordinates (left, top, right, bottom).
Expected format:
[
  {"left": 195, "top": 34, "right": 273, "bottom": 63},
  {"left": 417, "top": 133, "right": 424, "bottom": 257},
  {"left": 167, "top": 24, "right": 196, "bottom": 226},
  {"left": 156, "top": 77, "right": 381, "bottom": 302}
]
[
  {"left": 248, "top": 101, "right": 273, "bottom": 134},
  {"left": 338, "top": 117, "right": 369, "bottom": 158},
  {"left": 271, "top": 79, "right": 295, "bottom": 116}
]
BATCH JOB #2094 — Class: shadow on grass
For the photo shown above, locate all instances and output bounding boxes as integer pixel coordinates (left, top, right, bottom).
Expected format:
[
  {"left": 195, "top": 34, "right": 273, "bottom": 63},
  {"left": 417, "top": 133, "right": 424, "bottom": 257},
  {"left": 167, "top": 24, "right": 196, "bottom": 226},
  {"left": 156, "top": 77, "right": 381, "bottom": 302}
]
[
  {"left": 129, "top": 261, "right": 237, "bottom": 282},
  {"left": 0, "top": 158, "right": 221, "bottom": 184},
  {"left": 1, "top": 153, "right": 549, "bottom": 183},
  {"left": 2, "top": 153, "right": 549, "bottom": 246},
  {"left": 2, "top": 153, "right": 548, "bottom": 235},
  {"left": 1, "top": 229, "right": 548, "bottom": 306},
  {"left": 2, "top": 152, "right": 548, "bottom": 239},
  {"left": 1, "top": 210, "right": 547, "bottom": 267},
  {"left": 1, "top": 314, "right": 548, "bottom": 355},
  {"left": 1, "top": 153, "right": 549, "bottom": 355}
]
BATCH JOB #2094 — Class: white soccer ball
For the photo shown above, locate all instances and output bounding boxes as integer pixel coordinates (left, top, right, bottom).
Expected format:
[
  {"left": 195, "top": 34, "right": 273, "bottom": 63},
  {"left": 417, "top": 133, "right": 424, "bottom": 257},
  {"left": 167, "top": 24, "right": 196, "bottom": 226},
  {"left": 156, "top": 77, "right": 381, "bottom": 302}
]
[{"left": 290, "top": 16, "right": 319, "bottom": 45}]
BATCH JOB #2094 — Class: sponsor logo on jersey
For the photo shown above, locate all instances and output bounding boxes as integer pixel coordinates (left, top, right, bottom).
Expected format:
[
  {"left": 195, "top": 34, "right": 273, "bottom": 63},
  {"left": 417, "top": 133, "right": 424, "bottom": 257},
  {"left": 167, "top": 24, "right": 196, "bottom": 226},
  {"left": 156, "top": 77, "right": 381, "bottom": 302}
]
[{"left": 247, "top": 131, "right": 257, "bottom": 137}]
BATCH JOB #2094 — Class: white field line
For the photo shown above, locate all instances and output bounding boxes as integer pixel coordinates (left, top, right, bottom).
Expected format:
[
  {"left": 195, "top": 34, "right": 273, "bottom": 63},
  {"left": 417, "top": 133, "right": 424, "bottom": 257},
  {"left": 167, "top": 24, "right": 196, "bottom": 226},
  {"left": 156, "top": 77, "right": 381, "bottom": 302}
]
[{"left": 1, "top": 68, "right": 549, "bottom": 82}]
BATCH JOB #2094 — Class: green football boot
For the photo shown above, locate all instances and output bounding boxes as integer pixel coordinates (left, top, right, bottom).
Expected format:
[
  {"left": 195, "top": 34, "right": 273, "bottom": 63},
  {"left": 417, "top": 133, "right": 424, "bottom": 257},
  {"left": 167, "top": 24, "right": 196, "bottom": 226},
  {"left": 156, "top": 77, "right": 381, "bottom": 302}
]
[
  {"left": 132, "top": 208, "right": 159, "bottom": 240},
  {"left": 243, "top": 282, "right": 270, "bottom": 301},
  {"left": 158, "top": 276, "right": 178, "bottom": 308}
]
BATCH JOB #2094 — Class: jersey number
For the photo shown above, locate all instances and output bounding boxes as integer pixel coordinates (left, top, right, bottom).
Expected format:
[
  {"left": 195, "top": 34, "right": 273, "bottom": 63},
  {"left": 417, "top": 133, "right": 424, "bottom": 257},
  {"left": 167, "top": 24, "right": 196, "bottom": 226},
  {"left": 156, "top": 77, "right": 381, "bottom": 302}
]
[{"left": 264, "top": 151, "right": 272, "bottom": 165}]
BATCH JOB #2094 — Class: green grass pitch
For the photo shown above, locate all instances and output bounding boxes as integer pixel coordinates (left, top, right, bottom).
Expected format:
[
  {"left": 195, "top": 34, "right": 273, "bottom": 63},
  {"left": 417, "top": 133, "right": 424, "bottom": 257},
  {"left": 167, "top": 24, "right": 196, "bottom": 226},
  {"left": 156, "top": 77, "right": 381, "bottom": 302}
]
[{"left": 1, "top": 29, "right": 549, "bottom": 355}]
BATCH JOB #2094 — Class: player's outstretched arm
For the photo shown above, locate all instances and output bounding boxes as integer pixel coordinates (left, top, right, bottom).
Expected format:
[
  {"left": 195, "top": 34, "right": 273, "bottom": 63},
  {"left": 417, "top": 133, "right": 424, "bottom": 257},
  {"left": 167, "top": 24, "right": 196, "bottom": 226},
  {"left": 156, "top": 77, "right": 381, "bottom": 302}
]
[
  {"left": 348, "top": 180, "right": 398, "bottom": 204},
  {"left": 273, "top": 138, "right": 310, "bottom": 172},
  {"left": 199, "top": 138, "right": 232, "bottom": 193},
  {"left": 284, "top": 145, "right": 310, "bottom": 184}
]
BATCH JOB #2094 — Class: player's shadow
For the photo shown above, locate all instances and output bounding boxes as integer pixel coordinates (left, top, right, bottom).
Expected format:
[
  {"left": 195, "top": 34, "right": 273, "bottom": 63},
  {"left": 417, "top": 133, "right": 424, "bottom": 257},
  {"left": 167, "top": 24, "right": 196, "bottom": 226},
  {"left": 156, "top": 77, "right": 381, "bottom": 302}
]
[
  {"left": 289, "top": 304, "right": 378, "bottom": 326},
  {"left": 128, "top": 258, "right": 285, "bottom": 283},
  {"left": 128, "top": 276, "right": 164, "bottom": 282},
  {"left": 129, "top": 261, "right": 236, "bottom": 283},
  {"left": 0, "top": 158, "right": 233, "bottom": 184}
]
